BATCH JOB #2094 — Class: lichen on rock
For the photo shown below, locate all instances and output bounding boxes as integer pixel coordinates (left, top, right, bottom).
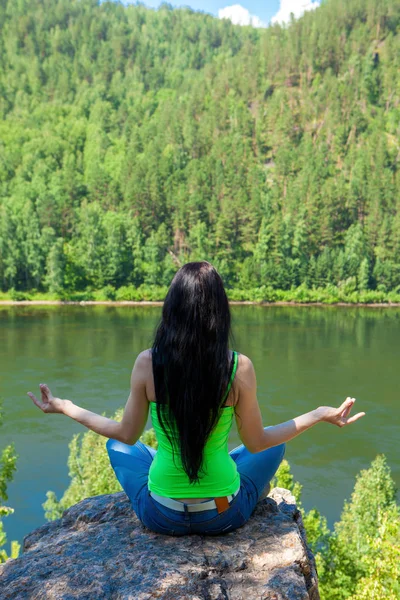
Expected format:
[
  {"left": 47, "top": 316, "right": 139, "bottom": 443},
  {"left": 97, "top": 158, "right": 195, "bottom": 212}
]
[{"left": 0, "top": 487, "right": 319, "bottom": 599}]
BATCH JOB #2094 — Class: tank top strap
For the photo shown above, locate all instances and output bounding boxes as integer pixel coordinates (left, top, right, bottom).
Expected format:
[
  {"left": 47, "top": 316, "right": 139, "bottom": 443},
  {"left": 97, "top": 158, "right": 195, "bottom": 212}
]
[{"left": 222, "top": 350, "right": 238, "bottom": 404}]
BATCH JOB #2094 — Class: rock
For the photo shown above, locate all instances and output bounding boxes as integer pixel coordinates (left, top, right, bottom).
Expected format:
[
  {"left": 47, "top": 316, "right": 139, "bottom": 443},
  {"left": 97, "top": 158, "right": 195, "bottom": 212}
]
[{"left": 0, "top": 487, "right": 319, "bottom": 600}]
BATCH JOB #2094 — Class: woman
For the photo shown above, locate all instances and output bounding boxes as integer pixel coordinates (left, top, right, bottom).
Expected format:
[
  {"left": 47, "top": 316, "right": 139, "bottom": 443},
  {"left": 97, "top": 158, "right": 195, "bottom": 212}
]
[{"left": 28, "top": 261, "right": 365, "bottom": 536}]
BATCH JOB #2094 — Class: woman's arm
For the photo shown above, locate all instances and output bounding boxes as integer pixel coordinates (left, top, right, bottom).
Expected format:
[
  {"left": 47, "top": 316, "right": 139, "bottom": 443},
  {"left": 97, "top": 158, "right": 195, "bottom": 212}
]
[
  {"left": 235, "top": 354, "right": 365, "bottom": 453},
  {"left": 28, "top": 351, "right": 151, "bottom": 445}
]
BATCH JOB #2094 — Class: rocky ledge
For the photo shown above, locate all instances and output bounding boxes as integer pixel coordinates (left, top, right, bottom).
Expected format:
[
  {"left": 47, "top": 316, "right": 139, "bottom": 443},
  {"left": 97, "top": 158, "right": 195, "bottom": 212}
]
[{"left": 0, "top": 487, "right": 319, "bottom": 600}]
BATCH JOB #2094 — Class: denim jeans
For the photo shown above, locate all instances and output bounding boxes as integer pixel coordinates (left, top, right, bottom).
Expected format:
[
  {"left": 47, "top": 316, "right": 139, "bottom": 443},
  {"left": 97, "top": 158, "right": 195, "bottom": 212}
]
[{"left": 106, "top": 437, "right": 285, "bottom": 536}]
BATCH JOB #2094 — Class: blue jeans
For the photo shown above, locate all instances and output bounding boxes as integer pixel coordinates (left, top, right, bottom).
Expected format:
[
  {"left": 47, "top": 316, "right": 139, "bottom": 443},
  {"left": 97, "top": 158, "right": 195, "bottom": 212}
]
[{"left": 106, "top": 437, "right": 285, "bottom": 536}]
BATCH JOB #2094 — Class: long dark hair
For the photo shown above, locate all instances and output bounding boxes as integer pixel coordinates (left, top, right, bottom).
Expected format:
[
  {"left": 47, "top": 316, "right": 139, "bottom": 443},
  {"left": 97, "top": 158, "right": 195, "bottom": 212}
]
[{"left": 152, "top": 261, "right": 233, "bottom": 483}]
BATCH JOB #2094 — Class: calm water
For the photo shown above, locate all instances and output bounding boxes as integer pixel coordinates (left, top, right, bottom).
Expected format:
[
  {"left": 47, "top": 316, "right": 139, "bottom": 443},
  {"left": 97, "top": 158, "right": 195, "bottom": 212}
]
[{"left": 0, "top": 305, "right": 399, "bottom": 548}]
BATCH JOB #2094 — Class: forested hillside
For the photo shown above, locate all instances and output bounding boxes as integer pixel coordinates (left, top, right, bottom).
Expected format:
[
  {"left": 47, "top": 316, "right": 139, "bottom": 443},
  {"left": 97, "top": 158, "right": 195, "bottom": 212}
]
[{"left": 0, "top": 0, "right": 400, "bottom": 298}]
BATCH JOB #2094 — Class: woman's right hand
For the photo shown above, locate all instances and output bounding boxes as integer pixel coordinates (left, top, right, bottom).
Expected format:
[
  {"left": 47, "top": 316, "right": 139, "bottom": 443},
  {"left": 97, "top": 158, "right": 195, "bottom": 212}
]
[{"left": 317, "top": 397, "right": 365, "bottom": 427}]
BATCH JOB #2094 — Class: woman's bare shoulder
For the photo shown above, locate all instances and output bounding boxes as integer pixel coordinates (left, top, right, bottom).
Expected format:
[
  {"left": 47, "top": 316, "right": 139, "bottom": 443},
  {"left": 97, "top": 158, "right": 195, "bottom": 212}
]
[
  {"left": 136, "top": 348, "right": 152, "bottom": 362},
  {"left": 133, "top": 349, "right": 153, "bottom": 374},
  {"left": 236, "top": 352, "right": 255, "bottom": 377},
  {"left": 234, "top": 353, "right": 257, "bottom": 398},
  {"left": 132, "top": 350, "right": 155, "bottom": 400}
]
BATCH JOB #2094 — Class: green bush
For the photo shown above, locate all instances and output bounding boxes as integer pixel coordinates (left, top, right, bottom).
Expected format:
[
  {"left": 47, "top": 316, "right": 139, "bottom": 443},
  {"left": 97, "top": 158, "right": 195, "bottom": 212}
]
[
  {"left": 66, "top": 289, "right": 95, "bottom": 302},
  {"left": 93, "top": 285, "right": 117, "bottom": 301},
  {"left": 227, "top": 289, "right": 248, "bottom": 302},
  {"left": 387, "top": 291, "right": 400, "bottom": 304},
  {"left": 349, "top": 504, "right": 400, "bottom": 600},
  {"left": 115, "top": 285, "right": 140, "bottom": 301},
  {"left": 136, "top": 285, "right": 168, "bottom": 301},
  {"left": 115, "top": 285, "right": 167, "bottom": 301},
  {"left": 272, "top": 459, "right": 330, "bottom": 557},
  {"left": 0, "top": 401, "right": 20, "bottom": 563},
  {"left": 3, "top": 284, "right": 400, "bottom": 305},
  {"left": 8, "top": 288, "right": 30, "bottom": 301},
  {"left": 318, "top": 455, "right": 399, "bottom": 600}
]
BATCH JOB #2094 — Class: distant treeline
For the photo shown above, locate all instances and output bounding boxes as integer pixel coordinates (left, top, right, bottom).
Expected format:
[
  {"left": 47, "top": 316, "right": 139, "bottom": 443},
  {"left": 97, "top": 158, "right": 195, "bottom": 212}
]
[
  {"left": 2, "top": 284, "right": 400, "bottom": 305},
  {"left": 0, "top": 0, "right": 400, "bottom": 296}
]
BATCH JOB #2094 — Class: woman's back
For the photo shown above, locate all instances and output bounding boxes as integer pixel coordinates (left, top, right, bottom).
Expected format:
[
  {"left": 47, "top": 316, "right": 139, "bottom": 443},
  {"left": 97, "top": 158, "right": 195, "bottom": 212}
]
[
  {"left": 148, "top": 350, "right": 240, "bottom": 498},
  {"left": 148, "top": 403, "right": 240, "bottom": 498}
]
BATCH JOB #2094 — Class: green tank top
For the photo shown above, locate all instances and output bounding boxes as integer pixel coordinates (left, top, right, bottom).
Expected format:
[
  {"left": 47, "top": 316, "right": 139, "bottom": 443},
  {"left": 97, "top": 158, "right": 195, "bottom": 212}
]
[{"left": 148, "top": 351, "right": 240, "bottom": 498}]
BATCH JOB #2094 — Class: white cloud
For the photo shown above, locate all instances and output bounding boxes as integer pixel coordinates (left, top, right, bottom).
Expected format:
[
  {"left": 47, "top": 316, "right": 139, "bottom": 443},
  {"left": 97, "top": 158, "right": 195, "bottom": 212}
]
[
  {"left": 218, "top": 4, "right": 267, "bottom": 28},
  {"left": 271, "top": 0, "right": 320, "bottom": 25}
]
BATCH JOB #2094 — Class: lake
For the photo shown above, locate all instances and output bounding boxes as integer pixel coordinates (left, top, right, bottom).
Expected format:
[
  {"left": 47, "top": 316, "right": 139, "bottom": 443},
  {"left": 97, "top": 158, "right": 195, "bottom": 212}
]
[{"left": 0, "top": 305, "right": 399, "bottom": 548}]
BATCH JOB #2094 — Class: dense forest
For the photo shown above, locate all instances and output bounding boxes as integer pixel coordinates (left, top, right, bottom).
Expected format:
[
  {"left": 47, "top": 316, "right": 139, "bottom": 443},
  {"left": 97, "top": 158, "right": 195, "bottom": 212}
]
[{"left": 0, "top": 0, "right": 400, "bottom": 300}]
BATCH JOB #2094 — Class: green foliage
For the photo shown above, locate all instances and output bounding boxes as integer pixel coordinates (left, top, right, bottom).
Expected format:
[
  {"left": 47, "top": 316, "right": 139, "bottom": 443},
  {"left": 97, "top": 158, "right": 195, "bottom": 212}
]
[
  {"left": 272, "top": 459, "right": 330, "bottom": 558},
  {"left": 1, "top": 0, "right": 400, "bottom": 295},
  {"left": 43, "top": 411, "right": 158, "bottom": 521},
  {"left": 272, "top": 459, "right": 302, "bottom": 502},
  {"left": 3, "top": 283, "right": 400, "bottom": 304},
  {"left": 319, "top": 455, "right": 399, "bottom": 600},
  {"left": 93, "top": 285, "right": 116, "bottom": 301},
  {"left": 273, "top": 456, "right": 400, "bottom": 600},
  {"left": 349, "top": 504, "right": 400, "bottom": 600},
  {"left": 139, "top": 428, "right": 158, "bottom": 450},
  {"left": 115, "top": 284, "right": 168, "bottom": 302},
  {"left": 45, "top": 237, "right": 66, "bottom": 295},
  {"left": 0, "top": 400, "right": 20, "bottom": 563},
  {"left": 8, "top": 288, "right": 30, "bottom": 301}
]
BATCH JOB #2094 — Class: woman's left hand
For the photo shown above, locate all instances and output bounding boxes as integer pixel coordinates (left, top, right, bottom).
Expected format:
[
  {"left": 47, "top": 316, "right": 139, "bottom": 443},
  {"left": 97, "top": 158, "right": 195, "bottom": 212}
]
[{"left": 27, "top": 384, "right": 65, "bottom": 414}]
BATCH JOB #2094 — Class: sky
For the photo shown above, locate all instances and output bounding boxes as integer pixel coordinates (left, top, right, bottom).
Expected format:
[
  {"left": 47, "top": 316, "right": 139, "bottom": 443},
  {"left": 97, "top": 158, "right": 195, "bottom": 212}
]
[{"left": 121, "top": 0, "right": 321, "bottom": 27}]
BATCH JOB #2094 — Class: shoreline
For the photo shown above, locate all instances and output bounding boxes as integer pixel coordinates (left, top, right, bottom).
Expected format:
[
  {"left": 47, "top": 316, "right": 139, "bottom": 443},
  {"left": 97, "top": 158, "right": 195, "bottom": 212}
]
[{"left": 1, "top": 300, "right": 400, "bottom": 308}]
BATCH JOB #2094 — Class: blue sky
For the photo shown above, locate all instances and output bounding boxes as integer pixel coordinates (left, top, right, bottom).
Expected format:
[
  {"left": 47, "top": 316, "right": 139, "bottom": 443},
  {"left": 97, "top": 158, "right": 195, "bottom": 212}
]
[
  {"left": 120, "top": 1, "right": 322, "bottom": 27},
  {"left": 125, "top": 0, "right": 280, "bottom": 24},
  {"left": 134, "top": 0, "right": 279, "bottom": 23}
]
